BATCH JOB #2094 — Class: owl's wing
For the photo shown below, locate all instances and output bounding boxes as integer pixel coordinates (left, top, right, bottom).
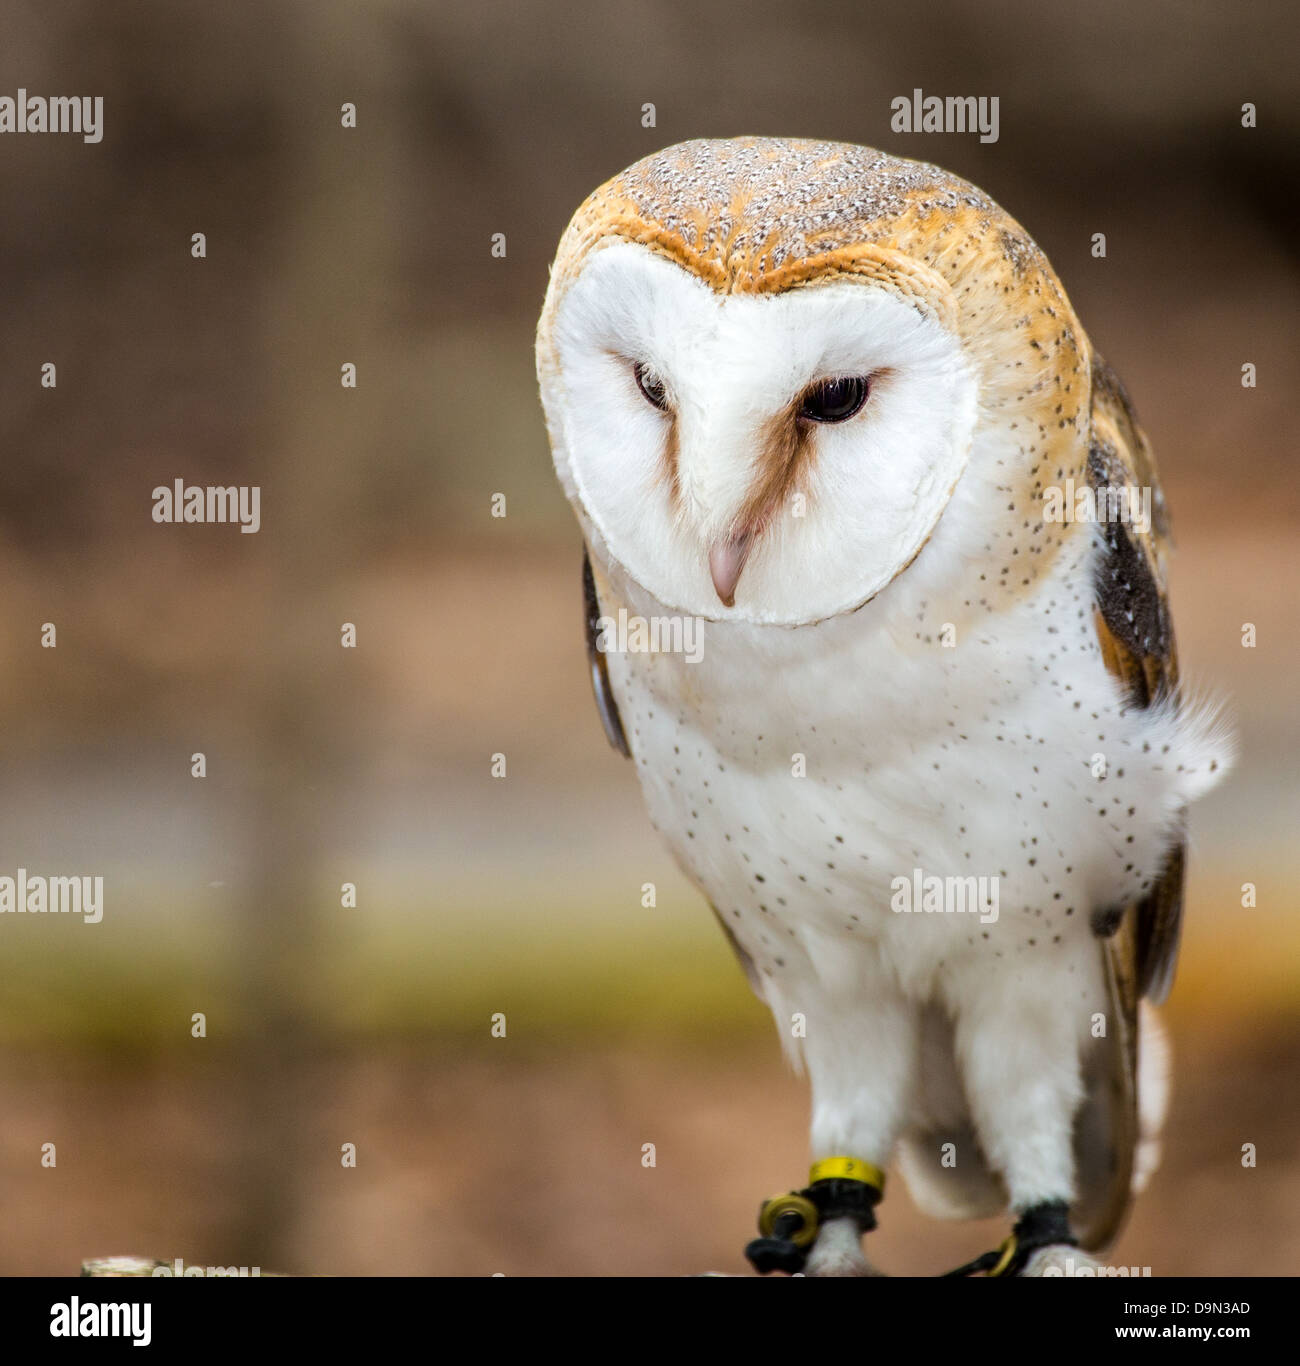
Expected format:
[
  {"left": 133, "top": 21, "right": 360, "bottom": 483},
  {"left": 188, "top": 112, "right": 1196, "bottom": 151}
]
[
  {"left": 583, "top": 547, "right": 631, "bottom": 757},
  {"left": 1075, "top": 352, "right": 1183, "bottom": 1250},
  {"left": 1087, "top": 354, "right": 1184, "bottom": 1004}
]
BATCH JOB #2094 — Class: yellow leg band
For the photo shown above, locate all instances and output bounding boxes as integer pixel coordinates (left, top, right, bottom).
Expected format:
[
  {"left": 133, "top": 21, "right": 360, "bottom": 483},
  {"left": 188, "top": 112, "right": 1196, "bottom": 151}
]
[{"left": 808, "top": 1156, "right": 886, "bottom": 1191}]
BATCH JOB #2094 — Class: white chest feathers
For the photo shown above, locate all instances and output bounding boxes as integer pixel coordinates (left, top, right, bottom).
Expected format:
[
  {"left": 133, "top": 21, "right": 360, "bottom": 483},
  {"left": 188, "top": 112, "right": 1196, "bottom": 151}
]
[{"left": 598, "top": 543, "right": 1225, "bottom": 1008}]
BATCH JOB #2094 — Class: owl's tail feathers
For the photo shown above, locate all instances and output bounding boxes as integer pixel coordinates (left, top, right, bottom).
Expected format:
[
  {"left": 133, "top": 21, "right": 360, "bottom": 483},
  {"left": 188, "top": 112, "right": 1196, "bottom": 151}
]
[
  {"left": 1070, "top": 986, "right": 1173, "bottom": 1251},
  {"left": 895, "top": 1124, "right": 1007, "bottom": 1222},
  {"left": 1131, "top": 1001, "right": 1171, "bottom": 1195}
]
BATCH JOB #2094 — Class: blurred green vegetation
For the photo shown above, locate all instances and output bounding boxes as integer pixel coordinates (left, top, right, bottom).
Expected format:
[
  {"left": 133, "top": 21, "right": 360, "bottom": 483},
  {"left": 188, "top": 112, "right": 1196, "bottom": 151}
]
[
  {"left": 1, "top": 873, "right": 1293, "bottom": 1053},
  {"left": 0, "top": 890, "right": 769, "bottom": 1051}
]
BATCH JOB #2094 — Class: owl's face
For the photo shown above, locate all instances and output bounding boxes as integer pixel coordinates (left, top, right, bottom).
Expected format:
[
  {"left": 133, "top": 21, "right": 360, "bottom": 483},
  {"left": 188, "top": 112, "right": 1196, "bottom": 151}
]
[
  {"left": 541, "top": 239, "right": 978, "bottom": 626},
  {"left": 539, "top": 139, "right": 1087, "bottom": 629}
]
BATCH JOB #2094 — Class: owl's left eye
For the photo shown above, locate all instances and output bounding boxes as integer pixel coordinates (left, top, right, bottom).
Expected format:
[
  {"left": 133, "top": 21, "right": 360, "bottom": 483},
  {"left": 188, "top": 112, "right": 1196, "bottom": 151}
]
[
  {"left": 633, "top": 361, "right": 670, "bottom": 412},
  {"left": 800, "top": 375, "right": 870, "bottom": 423}
]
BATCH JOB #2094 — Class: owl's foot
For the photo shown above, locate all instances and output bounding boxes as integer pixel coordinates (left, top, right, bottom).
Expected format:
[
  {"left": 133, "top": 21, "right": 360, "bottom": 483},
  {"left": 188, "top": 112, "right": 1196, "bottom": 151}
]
[
  {"left": 942, "top": 1199, "right": 1077, "bottom": 1277},
  {"left": 804, "top": 1217, "right": 885, "bottom": 1276},
  {"left": 744, "top": 1158, "right": 884, "bottom": 1276}
]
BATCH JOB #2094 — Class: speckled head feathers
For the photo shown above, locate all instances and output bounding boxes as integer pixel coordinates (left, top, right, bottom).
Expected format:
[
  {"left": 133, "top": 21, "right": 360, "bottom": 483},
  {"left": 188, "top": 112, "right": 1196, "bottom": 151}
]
[
  {"left": 542, "top": 137, "right": 1087, "bottom": 421},
  {"left": 551, "top": 139, "right": 1031, "bottom": 316}
]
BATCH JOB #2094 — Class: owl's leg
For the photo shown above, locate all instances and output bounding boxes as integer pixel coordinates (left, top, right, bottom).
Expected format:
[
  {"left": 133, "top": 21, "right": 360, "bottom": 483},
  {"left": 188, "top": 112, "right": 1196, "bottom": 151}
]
[
  {"left": 797, "top": 984, "right": 920, "bottom": 1276},
  {"left": 944, "top": 957, "right": 1093, "bottom": 1274}
]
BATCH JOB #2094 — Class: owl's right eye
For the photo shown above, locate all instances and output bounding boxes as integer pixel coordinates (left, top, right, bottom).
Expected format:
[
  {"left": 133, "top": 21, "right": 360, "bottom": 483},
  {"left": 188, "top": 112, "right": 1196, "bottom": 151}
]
[{"left": 633, "top": 361, "right": 670, "bottom": 412}]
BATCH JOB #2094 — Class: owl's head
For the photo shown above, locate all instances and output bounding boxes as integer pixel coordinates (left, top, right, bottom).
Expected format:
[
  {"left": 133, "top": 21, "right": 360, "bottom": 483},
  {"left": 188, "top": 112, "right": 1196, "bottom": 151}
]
[{"left": 537, "top": 139, "right": 1084, "bottom": 627}]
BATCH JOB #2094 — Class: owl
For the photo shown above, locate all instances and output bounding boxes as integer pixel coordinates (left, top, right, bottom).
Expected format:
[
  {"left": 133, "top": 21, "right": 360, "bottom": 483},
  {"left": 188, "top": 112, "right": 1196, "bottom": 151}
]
[{"left": 535, "top": 138, "right": 1230, "bottom": 1276}]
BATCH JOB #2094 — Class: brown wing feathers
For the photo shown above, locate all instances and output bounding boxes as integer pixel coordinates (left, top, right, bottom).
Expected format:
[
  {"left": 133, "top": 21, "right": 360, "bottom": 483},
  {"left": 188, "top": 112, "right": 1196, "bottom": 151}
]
[
  {"left": 583, "top": 547, "right": 631, "bottom": 758},
  {"left": 1087, "top": 354, "right": 1186, "bottom": 1004}
]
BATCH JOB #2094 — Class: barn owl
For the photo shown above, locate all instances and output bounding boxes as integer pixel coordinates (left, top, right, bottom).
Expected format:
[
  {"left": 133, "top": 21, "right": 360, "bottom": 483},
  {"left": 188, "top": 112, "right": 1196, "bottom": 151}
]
[{"left": 535, "top": 138, "right": 1229, "bottom": 1276}]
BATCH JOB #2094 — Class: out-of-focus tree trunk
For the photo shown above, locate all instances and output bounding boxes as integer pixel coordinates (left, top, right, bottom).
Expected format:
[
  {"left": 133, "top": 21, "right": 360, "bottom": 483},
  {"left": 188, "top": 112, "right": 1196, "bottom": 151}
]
[{"left": 228, "top": 6, "right": 400, "bottom": 1272}]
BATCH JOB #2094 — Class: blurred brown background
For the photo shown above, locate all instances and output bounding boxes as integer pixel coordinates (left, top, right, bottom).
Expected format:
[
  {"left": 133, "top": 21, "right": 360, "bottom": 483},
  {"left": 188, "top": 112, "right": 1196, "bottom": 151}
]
[{"left": 0, "top": 0, "right": 1296, "bottom": 1276}]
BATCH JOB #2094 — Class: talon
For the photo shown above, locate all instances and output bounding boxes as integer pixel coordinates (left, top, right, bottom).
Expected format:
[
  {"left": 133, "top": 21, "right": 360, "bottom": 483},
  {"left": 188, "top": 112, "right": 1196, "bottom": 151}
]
[{"left": 942, "top": 1199, "right": 1077, "bottom": 1277}]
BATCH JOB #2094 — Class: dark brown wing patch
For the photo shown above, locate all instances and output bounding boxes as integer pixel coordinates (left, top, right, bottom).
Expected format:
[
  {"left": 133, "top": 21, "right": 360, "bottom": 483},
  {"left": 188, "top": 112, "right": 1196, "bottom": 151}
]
[
  {"left": 583, "top": 547, "right": 631, "bottom": 758},
  {"left": 1088, "top": 439, "right": 1175, "bottom": 705}
]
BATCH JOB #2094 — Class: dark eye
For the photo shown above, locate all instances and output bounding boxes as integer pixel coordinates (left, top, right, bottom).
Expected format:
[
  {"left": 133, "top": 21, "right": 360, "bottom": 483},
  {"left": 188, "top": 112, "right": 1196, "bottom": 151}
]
[
  {"left": 799, "top": 375, "right": 869, "bottom": 423},
  {"left": 633, "top": 361, "right": 670, "bottom": 411}
]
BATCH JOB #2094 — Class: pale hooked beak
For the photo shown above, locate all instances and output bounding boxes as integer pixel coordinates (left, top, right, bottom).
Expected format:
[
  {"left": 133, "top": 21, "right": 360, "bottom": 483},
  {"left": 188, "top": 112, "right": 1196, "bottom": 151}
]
[{"left": 708, "top": 529, "right": 755, "bottom": 608}]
